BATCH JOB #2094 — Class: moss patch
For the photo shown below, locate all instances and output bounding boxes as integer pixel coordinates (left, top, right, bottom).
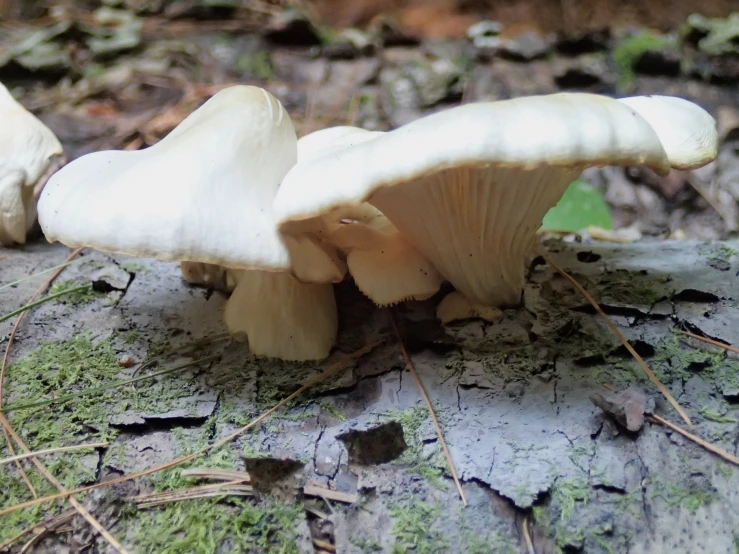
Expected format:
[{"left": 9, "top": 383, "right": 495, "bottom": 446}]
[
  {"left": 613, "top": 31, "right": 677, "bottom": 86},
  {"left": 389, "top": 498, "right": 447, "bottom": 554},
  {"left": 385, "top": 403, "right": 446, "bottom": 485},
  {"left": 48, "top": 280, "right": 105, "bottom": 305},
  {"left": 126, "top": 496, "right": 305, "bottom": 553}
]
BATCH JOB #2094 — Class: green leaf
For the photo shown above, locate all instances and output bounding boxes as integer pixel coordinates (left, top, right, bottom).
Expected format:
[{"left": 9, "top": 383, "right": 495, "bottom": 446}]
[{"left": 541, "top": 179, "right": 613, "bottom": 233}]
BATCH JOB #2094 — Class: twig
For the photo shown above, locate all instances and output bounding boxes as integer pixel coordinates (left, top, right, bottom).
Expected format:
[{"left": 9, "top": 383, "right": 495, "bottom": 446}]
[
  {"left": 389, "top": 313, "right": 468, "bottom": 506},
  {"left": 523, "top": 516, "right": 536, "bottom": 554},
  {"left": 1, "top": 248, "right": 83, "bottom": 499},
  {"left": 312, "top": 538, "right": 337, "bottom": 553},
  {"left": 0, "top": 413, "right": 130, "bottom": 554},
  {"left": 0, "top": 284, "right": 92, "bottom": 323},
  {"left": 537, "top": 249, "right": 693, "bottom": 428},
  {"left": 2, "top": 354, "right": 222, "bottom": 413},
  {"left": 0, "top": 441, "right": 108, "bottom": 465},
  {"left": 0, "top": 341, "right": 382, "bottom": 518},
  {"left": 679, "top": 330, "right": 739, "bottom": 355},
  {"left": 648, "top": 414, "right": 739, "bottom": 466},
  {"left": 303, "top": 484, "right": 357, "bottom": 504},
  {"left": 180, "top": 468, "right": 250, "bottom": 482}
]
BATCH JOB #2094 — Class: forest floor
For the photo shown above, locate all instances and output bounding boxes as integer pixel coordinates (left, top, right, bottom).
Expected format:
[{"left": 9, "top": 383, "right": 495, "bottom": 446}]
[{"left": 2, "top": 4, "right": 739, "bottom": 554}]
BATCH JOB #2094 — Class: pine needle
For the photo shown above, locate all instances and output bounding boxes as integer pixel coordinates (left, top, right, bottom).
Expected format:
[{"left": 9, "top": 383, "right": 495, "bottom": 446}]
[
  {"left": 1, "top": 248, "right": 84, "bottom": 501},
  {"left": 537, "top": 249, "right": 693, "bottom": 428},
  {"left": 0, "top": 260, "right": 77, "bottom": 292},
  {"left": 0, "top": 284, "right": 92, "bottom": 323},
  {"left": 679, "top": 330, "right": 739, "bottom": 355},
  {"left": 0, "top": 441, "right": 108, "bottom": 465},
  {"left": 2, "top": 354, "right": 222, "bottom": 413},
  {"left": 0, "top": 413, "right": 131, "bottom": 554},
  {"left": 389, "top": 313, "right": 467, "bottom": 506},
  {"left": 648, "top": 413, "right": 739, "bottom": 466},
  {"left": 0, "top": 340, "right": 381, "bottom": 518},
  {"left": 127, "top": 480, "right": 253, "bottom": 509}
]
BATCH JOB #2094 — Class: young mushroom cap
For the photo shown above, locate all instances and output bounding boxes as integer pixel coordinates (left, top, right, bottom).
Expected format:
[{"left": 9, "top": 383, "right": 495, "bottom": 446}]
[
  {"left": 274, "top": 93, "right": 718, "bottom": 320},
  {"left": 0, "top": 83, "right": 63, "bottom": 245}
]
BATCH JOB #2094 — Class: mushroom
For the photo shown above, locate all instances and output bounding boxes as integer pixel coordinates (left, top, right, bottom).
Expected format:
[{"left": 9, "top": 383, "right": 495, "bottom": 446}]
[
  {"left": 285, "top": 125, "right": 445, "bottom": 306},
  {"left": 0, "top": 82, "right": 64, "bottom": 245},
  {"left": 273, "top": 93, "right": 718, "bottom": 323},
  {"left": 38, "top": 85, "right": 342, "bottom": 361}
]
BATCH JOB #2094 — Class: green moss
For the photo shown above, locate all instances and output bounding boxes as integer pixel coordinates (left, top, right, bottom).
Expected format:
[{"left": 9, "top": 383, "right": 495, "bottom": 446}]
[
  {"left": 698, "top": 406, "right": 738, "bottom": 423},
  {"left": 389, "top": 498, "right": 447, "bottom": 554},
  {"left": 318, "top": 400, "right": 345, "bottom": 421},
  {"left": 235, "top": 51, "right": 273, "bottom": 80},
  {"left": 613, "top": 31, "right": 676, "bottom": 87},
  {"left": 350, "top": 536, "right": 383, "bottom": 553},
  {"left": 385, "top": 403, "right": 447, "bottom": 486},
  {"left": 552, "top": 477, "right": 590, "bottom": 523},
  {"left": 127, "top": 495, "right": 304, "bottom": 554},
  {"left": 0, "top": 333, "right": 130, "bottom": 540},
  {"left": 651, "top": 482, "right": 717, "bottom": 514},
  {"left": 48, "top": 280, "right": 105, "bottom": 305}
]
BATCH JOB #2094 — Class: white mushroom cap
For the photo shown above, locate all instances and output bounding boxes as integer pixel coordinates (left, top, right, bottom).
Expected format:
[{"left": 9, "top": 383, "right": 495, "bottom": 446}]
[
  {"left": 0, "top": 83, "right": 63, "bottom": 244},
  {"left": 39, "top": 86, "right": 299, "bottom": 271},
  {"left": 274, "top": 93, "right": 672, "bottom": 228},
  {"left": 274, "top": 93, "right": 696, "bottom": 312},
  {"left": 618, "top": 95, "right": 718, "bottom": 170},
  {"left": 0, "top": 83, "right": 63, "bottom": 187},
  {"left": 224, "top": 270, "right": 337, "bottom": 361}
]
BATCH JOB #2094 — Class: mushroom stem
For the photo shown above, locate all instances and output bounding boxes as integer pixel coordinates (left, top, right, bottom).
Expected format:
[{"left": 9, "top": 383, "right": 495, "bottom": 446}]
[
  {"left": 224, "top": 270, "right": 338, "bottom": 361},
  {"left": 370, "top": 165, "right": 580, "bottom": 308}
]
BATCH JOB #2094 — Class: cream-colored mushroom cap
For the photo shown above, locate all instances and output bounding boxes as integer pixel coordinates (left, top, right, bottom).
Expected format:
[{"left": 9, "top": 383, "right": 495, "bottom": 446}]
[
  {"left": 0, "top": 83, "right": 63, "bottom": 187},
  {"left": 38, "top": 86, "right": 296, "bottom": 271},
  {"left": 274, "top": 93, "right": 717, "bottom": 320},
  {"left": 0, "top": 83, "right": 63, "bottom": 244},
  {"left": 618, "top": 95, "right": 718, "bottom": 170},
  {"left": 274, "top": 94, "right": 674, "bottom": 308}
]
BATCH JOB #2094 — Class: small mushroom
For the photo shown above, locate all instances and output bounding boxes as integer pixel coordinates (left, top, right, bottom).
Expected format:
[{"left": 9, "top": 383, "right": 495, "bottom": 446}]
[
  {"left": 0, "top": 82, "right": 64, "bottom": 245},
  {"left": 290, "top": 126, "right": 444, "bottom": 306},
  {"left": 274, "top": 93, "right": 718, "bottom": 323},
  {"left": 38, "top": 86, "right": 341, "bottom": 361}
]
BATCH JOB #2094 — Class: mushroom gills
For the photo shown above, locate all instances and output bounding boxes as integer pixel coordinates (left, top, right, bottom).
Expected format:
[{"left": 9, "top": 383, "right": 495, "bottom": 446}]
[{"left": 369, "top": 164, "right": 581, "bottom": 309}]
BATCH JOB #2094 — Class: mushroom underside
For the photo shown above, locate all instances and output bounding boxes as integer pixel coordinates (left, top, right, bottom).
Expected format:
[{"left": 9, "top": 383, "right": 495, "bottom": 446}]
[
  {"left": 369, "top": 164, "right": 581, "bottom": 308},
  {"left": 224, "top": 270, "right": 338, "bottom": 361}
]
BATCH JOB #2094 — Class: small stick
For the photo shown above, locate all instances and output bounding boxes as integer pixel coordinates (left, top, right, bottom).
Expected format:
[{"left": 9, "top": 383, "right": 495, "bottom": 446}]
[
  {"left": 538, "top": 250, "right": 693, "bottom": 428},
  {"left": 523, "top": 516, "right": 536, "bottom": 554},
  {"left": 648, "top": 413, "right": 739, "bottom": 466},
  {"left": 389, "top": 314, "right": 468, "bottom": 506},
  {"left": 679, "top": 330, "right": 739, "bottom": 355},
  {"left": 0, "top": 441, "right": 108, "bottom": 465},
  {"left": 303, "top": 485, "right": 357, "bottom": 504}
]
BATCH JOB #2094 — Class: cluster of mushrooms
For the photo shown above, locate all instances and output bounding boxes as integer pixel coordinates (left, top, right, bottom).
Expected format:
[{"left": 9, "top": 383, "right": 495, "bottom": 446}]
[{"left": 4, "top": 83, "right": 720, "bottom": 361}]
